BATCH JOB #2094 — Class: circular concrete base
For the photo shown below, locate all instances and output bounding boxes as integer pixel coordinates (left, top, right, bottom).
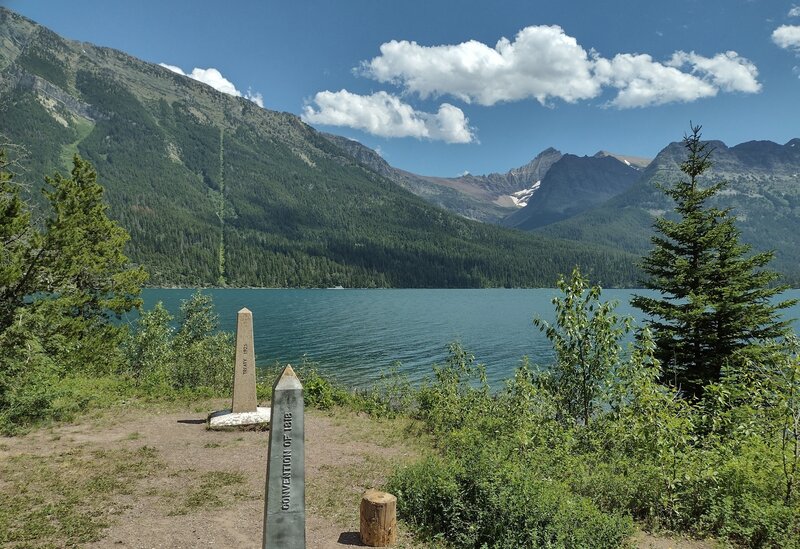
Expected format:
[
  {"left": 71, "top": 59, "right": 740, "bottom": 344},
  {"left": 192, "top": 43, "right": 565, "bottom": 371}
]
[{"left": 207, "top": 407, "right": 271, "bottom": 430}]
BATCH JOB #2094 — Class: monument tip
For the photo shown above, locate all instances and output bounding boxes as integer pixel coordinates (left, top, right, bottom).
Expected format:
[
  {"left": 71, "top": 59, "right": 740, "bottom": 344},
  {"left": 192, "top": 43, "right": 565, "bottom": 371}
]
[
  {"left": 274, "top": 364, "right": 303, "bottom": 391},
  {"left": 238, "top": 307, "right": 252, "bottom": 314}
]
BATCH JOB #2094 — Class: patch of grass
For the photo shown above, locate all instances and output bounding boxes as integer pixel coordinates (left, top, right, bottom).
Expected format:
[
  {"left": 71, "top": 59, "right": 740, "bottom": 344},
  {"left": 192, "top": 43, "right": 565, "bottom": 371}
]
[
  {"left": 170, "top": 470, "right": 249, "bottom": 515},
  {"left": 58, "top": 116, "right": 94, "bottom": 169},
  {"left": 0, "top": 444, "right": 162, "bottom": 546},
  {"left": 318, "top": 407, "right": 429, "bottom": 452},
  {"left": 203, "top": 441, "right": 221, "bottom": 448},
  {"left": 124, "top": 431, "right": 141, "bottom": 441},
  {"left": 308, "top": 453, "right": 397, "bottom": 525},
  {"left": 168, "top": 467, "right": 196, "bottom": 478}
]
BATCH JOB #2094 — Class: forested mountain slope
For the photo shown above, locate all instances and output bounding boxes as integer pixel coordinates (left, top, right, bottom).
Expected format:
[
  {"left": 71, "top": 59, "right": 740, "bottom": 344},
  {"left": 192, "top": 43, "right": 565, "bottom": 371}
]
[{"left": 0, "top": 7, "right": 640, "bottom": 288}]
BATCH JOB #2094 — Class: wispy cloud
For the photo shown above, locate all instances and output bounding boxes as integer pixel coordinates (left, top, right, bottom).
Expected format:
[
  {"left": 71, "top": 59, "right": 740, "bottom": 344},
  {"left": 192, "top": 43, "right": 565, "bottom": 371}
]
[
  {"left": 789, "top": 6, "right": 800, "bottom": 17},
  {"left": 302, "top": 90, "right": 475, "bottom": 143},
  {"left": 358, "top": 26, "right": 761, "bottom": 109},
  {"left": 160, "top": 64, "right": 264, "bottom": 107}
]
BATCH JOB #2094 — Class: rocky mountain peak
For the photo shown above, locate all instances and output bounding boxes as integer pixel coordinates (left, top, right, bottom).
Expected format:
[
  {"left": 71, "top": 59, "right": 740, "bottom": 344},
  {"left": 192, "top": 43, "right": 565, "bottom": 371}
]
[{"left": 593, "top": 150, "right": 652, "bottom": 169}]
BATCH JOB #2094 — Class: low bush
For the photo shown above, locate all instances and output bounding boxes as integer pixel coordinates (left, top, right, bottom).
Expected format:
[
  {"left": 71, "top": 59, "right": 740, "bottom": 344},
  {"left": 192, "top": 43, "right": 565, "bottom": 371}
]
[
  {"left": 389, "top": 450, "right": 633, "bottom": 549},
  {"left": 293, "top": 363, "right": 350, "bottom": 410}
]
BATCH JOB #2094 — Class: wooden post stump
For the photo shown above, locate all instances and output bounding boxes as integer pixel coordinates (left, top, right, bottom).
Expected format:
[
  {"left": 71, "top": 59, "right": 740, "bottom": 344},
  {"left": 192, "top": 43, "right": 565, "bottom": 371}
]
[{"left": 359, "top": 489, "right": 397, "bottom": 547}]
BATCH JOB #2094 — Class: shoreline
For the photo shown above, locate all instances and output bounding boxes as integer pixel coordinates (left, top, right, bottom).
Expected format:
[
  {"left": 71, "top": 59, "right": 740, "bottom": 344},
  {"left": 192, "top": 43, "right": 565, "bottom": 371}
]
[{"left": 142, "top": 285, "right": 662, "bottom": 290}]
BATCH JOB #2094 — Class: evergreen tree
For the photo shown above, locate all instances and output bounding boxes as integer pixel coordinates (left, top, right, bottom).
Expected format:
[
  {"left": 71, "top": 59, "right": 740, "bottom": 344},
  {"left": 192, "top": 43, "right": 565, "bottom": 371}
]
[
  {"left": 2, "top": 152, "right": 149, "bottom": 424},
  {"left": 0, "top": 147, "right": 40, "bottom": 331},
  {"left": 40, "top": 155, "right": 147, "bottom": 322},
  {"left": 632, "top": 125, "right": 795, "bottom": 397}
]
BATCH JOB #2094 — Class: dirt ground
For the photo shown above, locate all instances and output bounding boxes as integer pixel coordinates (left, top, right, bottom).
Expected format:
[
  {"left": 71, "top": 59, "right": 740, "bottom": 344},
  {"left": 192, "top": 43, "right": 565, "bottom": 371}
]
[
  {"left": 0, "top": 401, "right": 718, "bottom": 549},
  {"left": 1, "top": 401, "right": 427, "bottom": 549}
]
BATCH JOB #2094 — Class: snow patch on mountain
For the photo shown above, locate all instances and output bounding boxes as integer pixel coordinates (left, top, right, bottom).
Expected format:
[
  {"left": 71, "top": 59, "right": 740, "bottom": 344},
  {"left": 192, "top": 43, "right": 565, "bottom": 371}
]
[{"left": 509, "top": 181, "right": 541, "bottom": 207}]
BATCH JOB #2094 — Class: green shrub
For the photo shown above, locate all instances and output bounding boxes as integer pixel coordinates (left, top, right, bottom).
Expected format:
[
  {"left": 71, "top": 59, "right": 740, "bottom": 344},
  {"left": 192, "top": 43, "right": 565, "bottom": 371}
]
[
  {"left": 708, "top": 494, "right": 800, "bottom": 548},
  {"left": 293, "top": 363, "right": 350, "bottom": 410},
  {"left": 387, "top": 456, "right": 463, "bottom": 539},
  {"left": 416, "top": 342, "right": 492, "bottom": 436},
  {"left": 123, "top": 302, "right": 174, "bottom": 389},
  {"left": 171, "top": 292, "right": 233, "bottom": 393},
  {"left": 0, "top": 308, "right": 63, "bottom": 434},
  {"left": 389, "top": 452, "right": 633, "bottom": 549},
  {"left": 123, "top": 292, "right": 234, "bottom": 396}
]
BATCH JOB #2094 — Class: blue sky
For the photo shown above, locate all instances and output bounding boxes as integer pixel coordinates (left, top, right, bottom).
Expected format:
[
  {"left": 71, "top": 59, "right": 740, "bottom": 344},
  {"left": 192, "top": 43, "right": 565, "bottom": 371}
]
[{"left": 4, "top": 0, "right": 800, "bottom": 176}]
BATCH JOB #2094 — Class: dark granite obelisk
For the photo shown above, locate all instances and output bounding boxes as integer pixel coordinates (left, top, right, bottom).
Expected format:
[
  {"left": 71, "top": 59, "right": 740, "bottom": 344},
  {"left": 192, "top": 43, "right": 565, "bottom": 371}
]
[{"left": 262, "top": 365, "right": 305, "bottom": 549}]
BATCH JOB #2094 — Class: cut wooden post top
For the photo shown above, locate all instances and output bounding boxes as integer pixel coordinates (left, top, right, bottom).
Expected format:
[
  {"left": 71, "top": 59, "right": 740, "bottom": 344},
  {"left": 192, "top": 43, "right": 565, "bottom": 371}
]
[
  {"left": 238, "top": 307, "right": 252, "bottom": 314},
  {"left": 360, "top": 489, "right": 397, "bottom": 547},
  {"left": 363, "top": 489, "right": 396, "bottom": 504}
]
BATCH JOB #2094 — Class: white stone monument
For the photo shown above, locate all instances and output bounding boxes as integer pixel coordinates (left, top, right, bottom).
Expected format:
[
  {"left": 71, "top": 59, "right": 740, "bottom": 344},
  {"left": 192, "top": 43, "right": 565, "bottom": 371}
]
[{"left": 208, "top": 308, "right": 271, "bottom": 430}]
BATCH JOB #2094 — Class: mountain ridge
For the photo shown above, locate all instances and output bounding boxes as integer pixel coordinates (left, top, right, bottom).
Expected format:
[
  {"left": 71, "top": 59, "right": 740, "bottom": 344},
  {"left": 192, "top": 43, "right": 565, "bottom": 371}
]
[
  {"left": 324, "top": 123, "right": 800, "bottom": 283},
  {"left": 537, "top": 137, "right": 800, "bottom": 283},
  {"left": 502, "top": 154, "right": 642, "bottom": 230},
  {"left": 322, "top": 133, "right": 565, "bottom": 222},
  {"left": 0, "top": 6, "right": 641, "bottom": 288}
]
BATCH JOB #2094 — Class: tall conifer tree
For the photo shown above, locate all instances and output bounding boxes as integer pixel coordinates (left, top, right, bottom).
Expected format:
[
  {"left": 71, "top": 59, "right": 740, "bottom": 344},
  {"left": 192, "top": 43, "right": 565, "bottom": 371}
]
[
  {"left": 0, "top": 147, "right": 40, "bottom": 331},
  {"left": 41, "top": 155, "right": 147, "bottom": 321},
  {"left": 632, "top": 125, "right": 795, "bottom": 397}
]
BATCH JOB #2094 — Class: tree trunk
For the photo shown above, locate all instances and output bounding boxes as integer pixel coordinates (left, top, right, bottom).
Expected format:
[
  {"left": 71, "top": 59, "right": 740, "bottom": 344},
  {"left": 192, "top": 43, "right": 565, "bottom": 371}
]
[{"left": 359, "top": 489, "right": 397, "bottom": 547}]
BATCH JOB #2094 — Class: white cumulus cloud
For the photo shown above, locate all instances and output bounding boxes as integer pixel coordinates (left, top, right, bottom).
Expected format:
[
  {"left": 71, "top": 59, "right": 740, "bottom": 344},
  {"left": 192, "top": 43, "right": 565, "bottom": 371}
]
[
  {"left": 669, "top": 51, "right": 761, "bottom": 93},
  {"left": 773, "top": 25, "right": 800, "bottom": 51},
  {"left": 358, "top": 26, "right": 761, "bottom": 110},
  {"left": 301, "top": 90, "right": 475, "bottom": 144},
  {"left": 303, "top": 26, "right": 763, "bottom": 140},
  {"left": 159, "top": 63, "right": 264, "bottom": 107},
  {"left": 361, "top": 26, "right": 600, "bottom": 106},
  {"left": 594, "top": 53, "right": 718, "bottom": 108}
]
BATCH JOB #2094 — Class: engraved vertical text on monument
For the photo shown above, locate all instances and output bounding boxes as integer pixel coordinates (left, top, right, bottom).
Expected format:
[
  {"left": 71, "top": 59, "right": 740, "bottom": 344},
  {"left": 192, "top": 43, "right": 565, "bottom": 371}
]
[
  {"left": 231, "top": 308, "right": 257, "bottom": 413},
  {"left": 263, "top": 365, "right": 305, "bottom": 549}
]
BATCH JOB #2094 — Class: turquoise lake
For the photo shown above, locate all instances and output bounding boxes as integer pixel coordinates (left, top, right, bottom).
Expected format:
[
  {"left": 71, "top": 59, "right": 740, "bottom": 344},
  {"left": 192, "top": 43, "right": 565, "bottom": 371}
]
[{"left": 138, "top": 289, "right": 800, "bottom": 388}]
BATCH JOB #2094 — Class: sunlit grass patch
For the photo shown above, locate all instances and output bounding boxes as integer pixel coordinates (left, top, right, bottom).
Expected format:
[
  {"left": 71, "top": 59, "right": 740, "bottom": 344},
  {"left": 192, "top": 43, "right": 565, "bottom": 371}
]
[
  {"left": 169, "top": 470, "right": 250, "bottom": 515},
  {"left": 0, "top": 445, "right": 162, "bottom": 546}
]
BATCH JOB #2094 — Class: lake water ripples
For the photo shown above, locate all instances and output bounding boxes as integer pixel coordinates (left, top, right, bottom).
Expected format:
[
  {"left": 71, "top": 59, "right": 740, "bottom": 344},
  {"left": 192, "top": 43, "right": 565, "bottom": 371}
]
[{"left": 139, "top": 288, "right": 800, "bottom": 388}]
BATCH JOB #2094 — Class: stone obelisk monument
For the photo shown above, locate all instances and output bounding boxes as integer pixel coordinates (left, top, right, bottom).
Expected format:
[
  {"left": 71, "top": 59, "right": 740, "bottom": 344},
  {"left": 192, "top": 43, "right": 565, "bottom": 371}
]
[
  {"left": 232, "top": 307, "right": 257, "bottom": 413},
  {"left": 208, "top": 308, "right": 270, "bottom": 430},
  {"left": 263, "top": 365, "right": 305, "bottom": 549}
]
